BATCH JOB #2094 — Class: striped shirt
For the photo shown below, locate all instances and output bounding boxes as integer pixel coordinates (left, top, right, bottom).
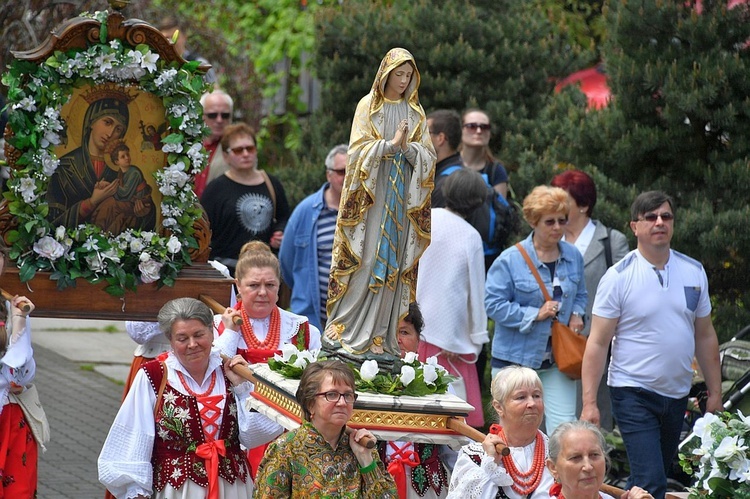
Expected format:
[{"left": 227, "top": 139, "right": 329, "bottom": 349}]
[{"left": 317, "top": 207, "right": 338, "bottom": 326}]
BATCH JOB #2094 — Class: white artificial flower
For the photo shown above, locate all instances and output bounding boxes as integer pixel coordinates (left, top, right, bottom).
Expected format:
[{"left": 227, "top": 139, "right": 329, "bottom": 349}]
[
  {"left": 139, "top": 252, "right": 151, "bottom": 262},
  {"left": 399, "top": 365, "right": 416, "bottom": 386},
  {"left": 85, "top": 252, "right": 106, "bottom": 272},
  {"left": 422, "top": 363, "right": 438, "bottom": 386},
  {"left": 33, "top": 236, "right": 65, "bottom": 260},
  {"left": 141, "top": 231, "right": 156, "bottom": 242},
  {"left": 714, "top": 435, "right": 747, "bottom": 463},
  {"left": 55, "top": 226, "right": 66, "bottom": 240},
  {"left": 154, "top": 68, "right": 178, "bottom": 86},
  {"left": 141, "top": 51, "right": 159, "bottom": 72},
  {"left": 83, "top": 237, "right": 99, "bottom": 252},
  {"left": 403, "top": 351, "right": 418, "bottom": 364},
  {"left": 167, "top": 235, "right": 182, "bottom": 254},
  {"left": 162, "top": 142, "right": 183, "bottom": 154},
  {"left": 101, "top": 248, "right": 120, "bottom": 263},
  {"left": 299, "top": 349, "right": 318, "bottom": 363},
  {"left": 162, "top": 217, "right": 177, "bottom": 228},
  {"left": 129, "top": 239, "right": 145, "bottom": 252},
  {"left": 96, "top": 52, "right": 116, "bottom": 72},
  {"left": 18, "top": 178, "right": 37, "bottom": 203},
  {"left": 426, "top": 356, "right": 448, "bottom": 373},
  {"left": 171, "top": 104, "right": 188, "bottom": 117},
  {"left": 360, "top": 360, "right": 379, "bottom": 382},
  {"left": 14, "top": 96, "right": 37, "bottom": 112},
  {"left": 139, "top": 259, "right": 163, "bottom": 283},
  {"left": 39, "top": 150, "right": 60, "bottom": 176},
  {"left": 292, "top": 356, "right": 308, "bottom": 369},
  {"left": 276, "top": 343, "right": 299, "bottom": 363}
]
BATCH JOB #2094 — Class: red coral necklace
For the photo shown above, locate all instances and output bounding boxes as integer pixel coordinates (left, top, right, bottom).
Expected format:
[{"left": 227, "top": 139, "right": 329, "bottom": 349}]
[
  {"left": 492, "top": 425, "right": 546, "bottom": 496},
  {"left": 177, "top": 370, "right": 217, "bottom": 397},
  {"left": 240, "top": 305, "right": 281, "bottom": 350}
]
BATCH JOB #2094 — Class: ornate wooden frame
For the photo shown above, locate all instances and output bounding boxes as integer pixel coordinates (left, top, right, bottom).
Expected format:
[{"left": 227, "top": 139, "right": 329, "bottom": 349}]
[{"left": 0, "top": 3, "right": 229, "bottom": 320}]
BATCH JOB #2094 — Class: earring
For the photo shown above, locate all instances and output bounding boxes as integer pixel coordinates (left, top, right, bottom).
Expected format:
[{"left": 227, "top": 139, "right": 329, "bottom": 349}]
[{"left": 579, "top": 209, "right": 586, "bottom": 214}]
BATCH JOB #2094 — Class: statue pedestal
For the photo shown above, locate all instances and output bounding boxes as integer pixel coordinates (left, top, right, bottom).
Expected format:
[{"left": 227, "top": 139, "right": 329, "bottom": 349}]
[{"left": 246, "top": 363, "right": 475, "bottom": 446}]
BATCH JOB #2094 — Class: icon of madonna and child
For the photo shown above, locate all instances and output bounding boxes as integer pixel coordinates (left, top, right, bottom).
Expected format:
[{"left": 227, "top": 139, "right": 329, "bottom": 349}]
[{"left": 47, "top": 84, "right": 162, "bottom": 235}]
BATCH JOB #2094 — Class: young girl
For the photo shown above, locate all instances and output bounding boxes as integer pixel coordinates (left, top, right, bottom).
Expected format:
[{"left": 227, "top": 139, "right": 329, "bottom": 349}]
[{"left": 0, "top": 243, "right": 38, "bottom": 498}]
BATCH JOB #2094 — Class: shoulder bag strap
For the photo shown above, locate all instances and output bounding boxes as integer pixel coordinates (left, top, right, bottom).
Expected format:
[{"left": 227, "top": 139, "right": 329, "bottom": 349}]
[
  {"left": 514, "top": 242, "right": 552, "bottom": 302},
  {"left": 260, "top": 170, "right": 277, "bottom": 221},
  {"left": 604, "top": 227, "right": 613, "bottom": 268},
  {"left": 154, "top": 361, "right": 168, "bottom": 418}
]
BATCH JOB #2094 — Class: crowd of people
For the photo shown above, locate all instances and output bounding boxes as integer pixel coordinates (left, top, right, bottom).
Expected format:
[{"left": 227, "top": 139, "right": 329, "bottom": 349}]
[{"left": 1, "top": 38, "right": 723, "bottom": 499}]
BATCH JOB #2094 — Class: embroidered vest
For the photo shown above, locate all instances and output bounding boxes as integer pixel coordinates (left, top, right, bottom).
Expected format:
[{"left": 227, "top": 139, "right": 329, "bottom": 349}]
[
  {"left": 378, "top": 441, "right": 448, "bottom": 496},
  {"left": 142, "top": 361, "right": 250, "bottom": 491}
]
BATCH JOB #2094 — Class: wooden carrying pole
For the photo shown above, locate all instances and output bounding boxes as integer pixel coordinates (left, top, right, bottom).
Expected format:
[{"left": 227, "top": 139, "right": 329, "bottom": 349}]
[
  {"left": 199, "top": 294, "right": 242, "bottom": 325},
  {"left": 0, "top": 287, "right": 32, "bottom": 313},
  {"left": 220, "top": 355, "right": 376, "bottom": 449},
  {"left": 447, "top": 417, "right": 510, "bottom": 456}
]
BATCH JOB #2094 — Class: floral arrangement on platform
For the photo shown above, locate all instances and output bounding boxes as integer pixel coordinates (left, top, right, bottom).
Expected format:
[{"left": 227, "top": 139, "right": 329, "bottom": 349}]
[
  {"left": 1, "top": 9, "right": 208, "bottom": 295},
  {"left": 268, "top": 343, "right": 321, "bottom": 378},
  {"left": 354, "top": 352, "right": 456, "bottom": 397},
  {"left": 679, "top": 411, "right": 750, "bottom": 498},
  {"left": 267, "top": 346, "right": 456, "bottom": 397}
]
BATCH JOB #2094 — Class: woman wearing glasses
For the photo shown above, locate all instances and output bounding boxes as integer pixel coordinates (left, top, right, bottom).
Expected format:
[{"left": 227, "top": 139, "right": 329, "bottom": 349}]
[
  {"left": 460, "top": 109, "right": 508, "bottom": 199},
  {"left": 254, "top": 360, "right": 397, "bottom": 498},
  {"left": 485, "top": 185, "right": 587, "bottom": 436},
  {"left": 202, "top": 122, "right": 290, "bottom": 276}
]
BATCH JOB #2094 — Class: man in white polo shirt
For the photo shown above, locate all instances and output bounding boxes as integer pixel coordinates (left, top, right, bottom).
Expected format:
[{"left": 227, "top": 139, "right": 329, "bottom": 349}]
[{"left": 581, "top": 190, "right": 721, "bottom": 499}]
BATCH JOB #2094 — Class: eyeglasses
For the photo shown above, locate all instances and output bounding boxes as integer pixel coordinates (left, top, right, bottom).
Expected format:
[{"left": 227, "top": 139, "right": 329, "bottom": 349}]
[
  {"left": 229, "top": 145, "right": 257, "bottom": 155},
  {"left": 463, "top": 123, "right": 491, "bottom": 132},
  {"left": 638, "top": 212, "right": 674, "bottom": 223},
  {"left": 542, "top": 217, "right": 568, "bottom": 227},
  {"left": 315, "top": 391, "right": 358, "bottom": 404},
  {"left": 205, "top": 112, "right": 231, "bottom": 120},
  {"left": 327, "top": 168, "right": 347, "bottom": 176}
]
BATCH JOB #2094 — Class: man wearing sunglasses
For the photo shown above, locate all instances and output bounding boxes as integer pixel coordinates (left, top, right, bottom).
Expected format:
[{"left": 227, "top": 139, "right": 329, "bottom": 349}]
[
  {"left": 581, "top": 190, "right": 721, "bottom": 499},
  {"left": 279, "top": 144, "right": 348, "bottom": 331},
  {"left": 194, "top": 89, "right": 234, "bottom": 198}
]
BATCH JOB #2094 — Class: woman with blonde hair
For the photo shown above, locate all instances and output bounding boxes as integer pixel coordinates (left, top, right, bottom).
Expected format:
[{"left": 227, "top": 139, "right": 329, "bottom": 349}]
[{"left": 485, "top": 186, "right": 587, "bottom": 435}]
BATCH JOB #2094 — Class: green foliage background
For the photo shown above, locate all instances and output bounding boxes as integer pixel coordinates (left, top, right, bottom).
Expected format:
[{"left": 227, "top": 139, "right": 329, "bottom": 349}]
[{"left": 1, "top": 0, "right": 749, "bottom": 339}]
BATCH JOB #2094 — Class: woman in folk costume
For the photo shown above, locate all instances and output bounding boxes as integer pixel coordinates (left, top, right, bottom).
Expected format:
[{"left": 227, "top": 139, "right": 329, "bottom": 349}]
[
  {"left": 325, "top": 47, "right": 436, "bottom": 358},
  {"left": 98, "top": 298, "right": 283, "bottom": 498},
  {"left": 213, "top": 241, "right": 321, "bottom": 476}
]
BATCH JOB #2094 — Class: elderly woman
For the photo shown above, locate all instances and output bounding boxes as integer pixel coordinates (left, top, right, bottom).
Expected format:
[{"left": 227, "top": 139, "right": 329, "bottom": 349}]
[
  {"left": 448, "top": 366, "right": 553, "bottom": 498},
  {"left": 547, "top": 420, "right": 653, "bottom": 499},
  {"left": 98, "top": 297, "right": 283, "bottom": 498},
  {"left": 550, "top": 170, "right": 629, "bottom": 431},
  {"left": 254, "top": 360, "right": 397, "bottom": 497},
  {"left": 485, "top": 185, "right": 587, "bottom": 435}
]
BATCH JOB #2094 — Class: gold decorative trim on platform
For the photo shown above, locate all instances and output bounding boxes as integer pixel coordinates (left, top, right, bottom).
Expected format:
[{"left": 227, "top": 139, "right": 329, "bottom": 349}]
[
  {"left": 253, "top": 382, "right": 457, "bottom": 433},
  {"left": 349, "top": 409, "right": 450, "bottom": 431}
]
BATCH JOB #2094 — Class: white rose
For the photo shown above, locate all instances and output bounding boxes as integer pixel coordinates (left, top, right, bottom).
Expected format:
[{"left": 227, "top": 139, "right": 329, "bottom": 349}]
[
  {"left": 166, "top": 236, "right": 182, "bottom": 254},
  {"left": 426, "top": 356, "right": 447, "bottom": 373},
  {"left": 139, "top": 252, "right": 151, "bottom": 262},
  {"left": 360, "top": 359, "right": 379, "bottom": 382},
  {"left": 277, "top": 343, "right": 299, "bottom": 362},
  {"left": 422, "top": 364, "right": 438, "bottom": 386},
  {"left": 55, "top": 226, "right": 66, "bottom": 240},
  {"left": 139, "top": 259, "right": 163, "bottom": 283},
  {"left": 129, "top": 239, "right": 145, "bottom": 252},
  {"left": 399, "top": 365, "right": 416, "bottom": 386},
  {"left": 403, "top": 351, "right": 418, "bottom": 364},
  {"left": 33, "top": 236, "right": 65, "bottom": 260}
]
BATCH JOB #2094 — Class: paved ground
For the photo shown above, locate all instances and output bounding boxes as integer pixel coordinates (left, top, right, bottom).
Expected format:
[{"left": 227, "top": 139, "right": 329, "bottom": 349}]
[{"left": 31, "top": 318, "right": 134, "bottom": 499}]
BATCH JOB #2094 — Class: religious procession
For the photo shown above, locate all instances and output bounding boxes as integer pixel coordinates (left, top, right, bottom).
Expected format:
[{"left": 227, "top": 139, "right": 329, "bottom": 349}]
[{"left": 1, "top": 1, "right": 749, "bottom": 499}]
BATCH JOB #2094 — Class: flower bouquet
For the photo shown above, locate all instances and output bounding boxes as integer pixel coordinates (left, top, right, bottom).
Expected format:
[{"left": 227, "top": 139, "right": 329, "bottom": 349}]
[
  {"left": 353, "top": 352, "right": 456, "bottom": 397},
  {"left": 679, "top": 411, "right": 750, "bottom": 498},
  {"left": 267, "top": 343, "right": 321, "bottom": 379}
]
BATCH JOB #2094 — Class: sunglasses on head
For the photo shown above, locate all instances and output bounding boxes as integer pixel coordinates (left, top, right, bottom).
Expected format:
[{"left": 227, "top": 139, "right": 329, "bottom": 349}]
[
  {"left": 205, "top": 112, "right": 231, "bottom": 120},
  {"left": 463, "top": 123, "right": 491, "bottom": 132},
  {"left": 229, "top": 145, "right": 257, "bottom": 155},
  {"left": 638, "top": 212, "right": 674, "bottom": 222}
]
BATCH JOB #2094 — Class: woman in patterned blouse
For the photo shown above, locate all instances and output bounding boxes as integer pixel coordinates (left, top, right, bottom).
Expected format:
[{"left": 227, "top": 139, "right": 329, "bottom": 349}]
[{"left": 254, "top": 360, "right": 397, "bottom": 498}]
